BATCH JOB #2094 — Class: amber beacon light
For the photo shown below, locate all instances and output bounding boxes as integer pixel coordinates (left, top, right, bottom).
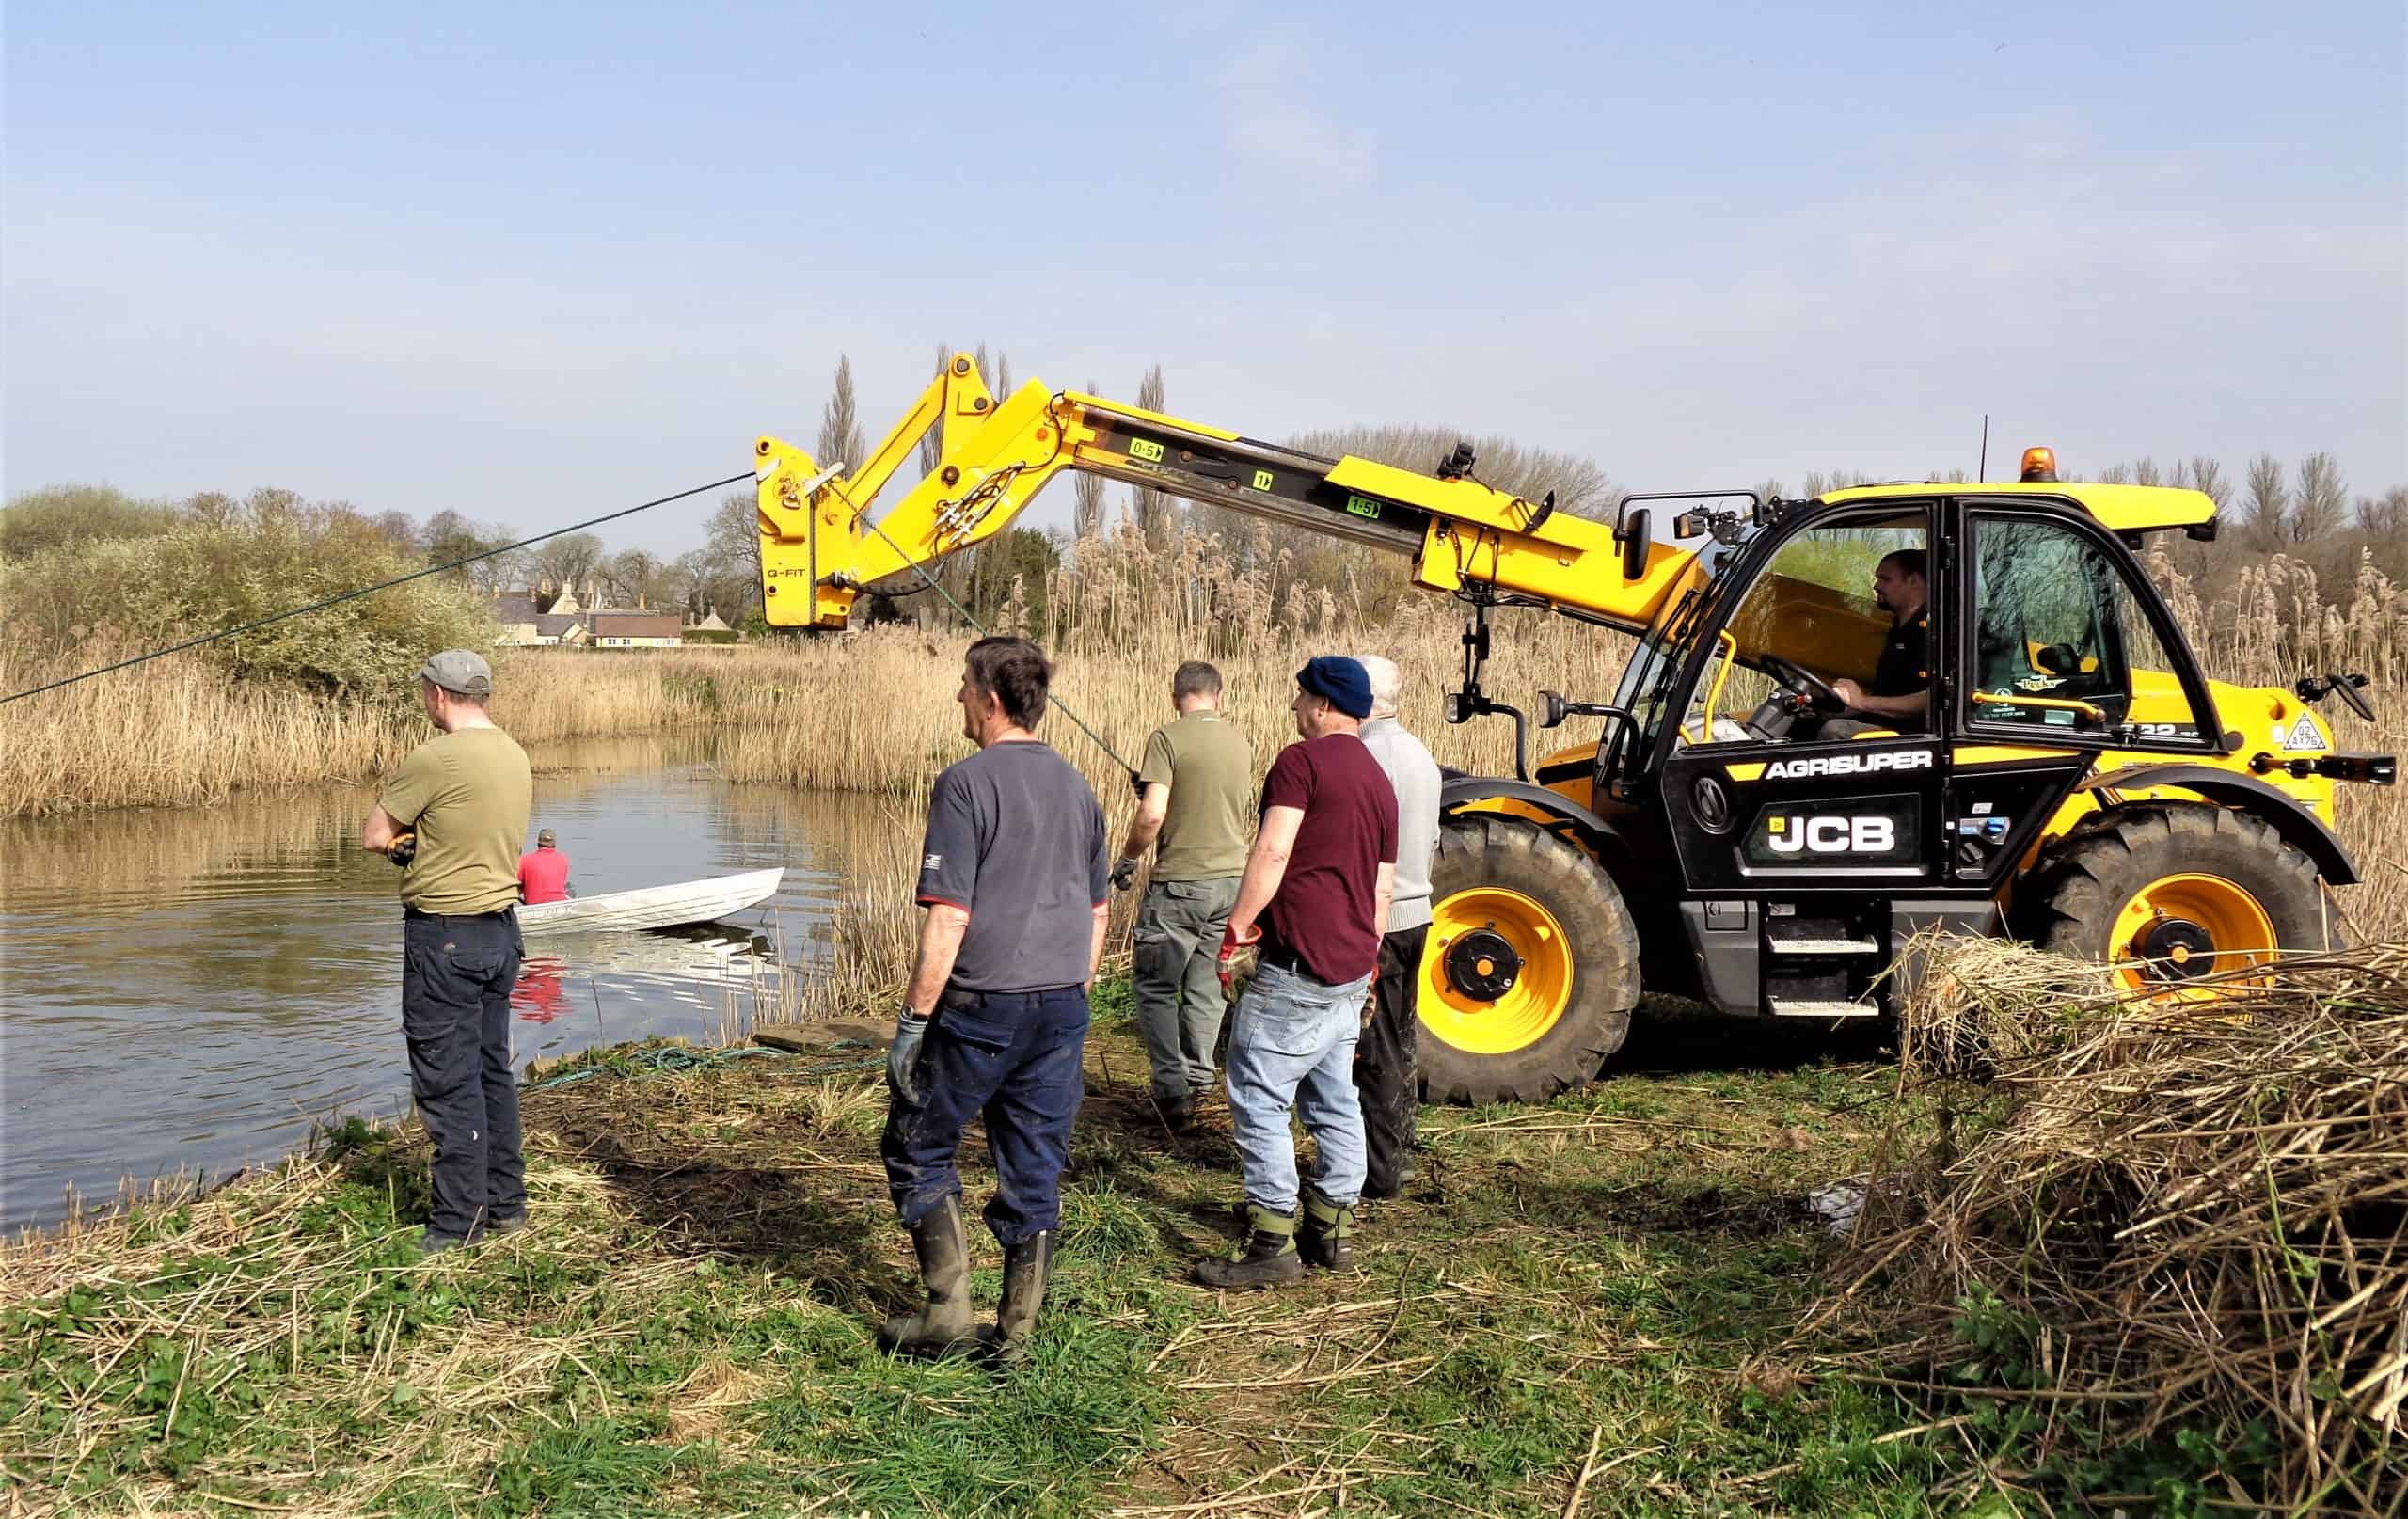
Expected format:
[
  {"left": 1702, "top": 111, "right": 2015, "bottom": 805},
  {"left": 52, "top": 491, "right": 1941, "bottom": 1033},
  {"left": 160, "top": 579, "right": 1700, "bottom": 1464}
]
[{"left": 2020, "top": 446, "right": 2059, "bottom": 483}]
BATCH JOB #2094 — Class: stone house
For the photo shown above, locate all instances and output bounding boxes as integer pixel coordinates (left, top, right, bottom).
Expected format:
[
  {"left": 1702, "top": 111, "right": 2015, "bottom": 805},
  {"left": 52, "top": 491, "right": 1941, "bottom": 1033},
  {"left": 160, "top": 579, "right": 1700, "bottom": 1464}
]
[{"left": 590, "top": 611, "right": 682, "bottom": 648}]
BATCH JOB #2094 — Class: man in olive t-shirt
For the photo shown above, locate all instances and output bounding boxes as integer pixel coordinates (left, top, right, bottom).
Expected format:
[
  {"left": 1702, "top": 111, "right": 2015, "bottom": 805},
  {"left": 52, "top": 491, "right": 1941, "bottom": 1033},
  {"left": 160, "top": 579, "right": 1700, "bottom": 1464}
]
[
  {"left": 361, "top": 650, "right": 533, "bottom": 1255},
  {"left": 1111, "top": 660, "right": 1253, "bottom": 1125}
]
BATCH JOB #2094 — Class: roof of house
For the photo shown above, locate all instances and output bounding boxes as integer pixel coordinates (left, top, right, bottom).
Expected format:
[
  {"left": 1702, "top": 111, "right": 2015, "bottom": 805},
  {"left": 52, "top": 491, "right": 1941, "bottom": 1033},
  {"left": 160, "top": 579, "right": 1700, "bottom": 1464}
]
[
  {"left": 493, "top": 593, "right": 541, "bottom": 624},
  {"left": 591, "top": 612, "right": 682, "bottom": 638},
  {"left": 533, "top": 613, "right": 584, "bottom": 638},
  {"left": 689, "top": 610, "right": 731, "bottom": 631}
]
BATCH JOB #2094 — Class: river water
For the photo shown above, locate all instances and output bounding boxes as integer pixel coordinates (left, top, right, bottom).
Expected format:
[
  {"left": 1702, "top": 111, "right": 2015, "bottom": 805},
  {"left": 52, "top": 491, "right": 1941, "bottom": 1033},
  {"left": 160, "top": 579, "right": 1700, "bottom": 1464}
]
[{"left": 0, "top": 736, "right": 904, "bottom": 1229}]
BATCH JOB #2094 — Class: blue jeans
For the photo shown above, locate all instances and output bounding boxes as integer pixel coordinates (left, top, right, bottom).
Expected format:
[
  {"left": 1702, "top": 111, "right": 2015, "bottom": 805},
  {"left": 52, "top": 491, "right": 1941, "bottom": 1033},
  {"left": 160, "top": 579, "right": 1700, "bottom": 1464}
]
[
  {"left": 879, "top": 985, "right": 1088, "bottom": 1245},
  {"left": 1225, "top": 960, "right": 1375, "bottom": 1214}
]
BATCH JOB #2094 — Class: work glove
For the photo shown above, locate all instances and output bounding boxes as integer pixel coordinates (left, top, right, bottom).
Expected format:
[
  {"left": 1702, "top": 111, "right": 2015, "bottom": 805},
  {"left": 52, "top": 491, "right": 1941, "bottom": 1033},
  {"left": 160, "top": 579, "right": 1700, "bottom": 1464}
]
[
  {"left": 887, "top": 1006, "right": 931, "bottom": 1105},
  {"left": 1127, "top": 768, "right": 1147, "bottom": 798},
  {"left": 385, "top": 831, "right": 417, "bottom": 867},
  {"left": 1111, "top": 856, "right": 1140, "bottom": 892},
  {"left": 1217, "top": 922, "right": 1261, "bottom": 1001}
]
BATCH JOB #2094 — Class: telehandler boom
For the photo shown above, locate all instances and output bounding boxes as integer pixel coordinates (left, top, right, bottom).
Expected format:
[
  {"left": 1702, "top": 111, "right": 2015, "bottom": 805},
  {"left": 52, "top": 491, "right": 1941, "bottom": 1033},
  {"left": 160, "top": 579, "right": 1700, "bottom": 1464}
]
[{"left": 754, "top": 356, "right": 2394, "bottom": 1103}]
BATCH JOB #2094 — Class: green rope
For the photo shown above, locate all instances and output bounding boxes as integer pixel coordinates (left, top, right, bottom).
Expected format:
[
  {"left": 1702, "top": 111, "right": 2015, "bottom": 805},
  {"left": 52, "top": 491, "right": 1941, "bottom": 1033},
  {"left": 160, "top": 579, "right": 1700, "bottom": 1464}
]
[{"left": 523, "top": 1039, "right": 884, "bottom": 1093}]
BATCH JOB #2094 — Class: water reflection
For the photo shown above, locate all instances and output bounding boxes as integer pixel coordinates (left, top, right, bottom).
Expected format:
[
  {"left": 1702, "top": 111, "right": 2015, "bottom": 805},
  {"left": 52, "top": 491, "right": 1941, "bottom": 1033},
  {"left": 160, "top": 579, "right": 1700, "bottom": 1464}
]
[{"left": 0, "top": 737, "right": 911, "bottom": 1227}]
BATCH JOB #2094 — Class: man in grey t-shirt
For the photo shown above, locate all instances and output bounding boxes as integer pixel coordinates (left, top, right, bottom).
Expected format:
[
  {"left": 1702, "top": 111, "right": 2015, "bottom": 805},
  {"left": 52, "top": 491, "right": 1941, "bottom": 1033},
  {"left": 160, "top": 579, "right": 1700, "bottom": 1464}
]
[
  {"left": 1350, "top": 654, "right": 1442, "bottom": 1199},
  {"left": 878, "top": 638, "right": 1110, "bottom": 1362}
]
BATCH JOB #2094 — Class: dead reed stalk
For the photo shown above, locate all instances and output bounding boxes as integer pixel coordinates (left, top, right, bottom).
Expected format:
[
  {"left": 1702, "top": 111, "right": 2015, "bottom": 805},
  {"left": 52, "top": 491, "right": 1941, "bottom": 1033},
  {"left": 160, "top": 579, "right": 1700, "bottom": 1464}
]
[{"left": 1820, "top": 937, "right": 2408, "bottom": 1511}]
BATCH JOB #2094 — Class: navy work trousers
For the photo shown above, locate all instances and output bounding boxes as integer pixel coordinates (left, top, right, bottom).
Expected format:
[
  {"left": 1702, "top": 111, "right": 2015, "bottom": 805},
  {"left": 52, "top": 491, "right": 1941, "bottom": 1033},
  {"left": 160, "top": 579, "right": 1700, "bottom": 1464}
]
[
  {"left": 880, "top": 984, "right": 1088, "bottom": 1245},
  {"left": 402, "top": 908, "right": 525, "bottom": 1241}
]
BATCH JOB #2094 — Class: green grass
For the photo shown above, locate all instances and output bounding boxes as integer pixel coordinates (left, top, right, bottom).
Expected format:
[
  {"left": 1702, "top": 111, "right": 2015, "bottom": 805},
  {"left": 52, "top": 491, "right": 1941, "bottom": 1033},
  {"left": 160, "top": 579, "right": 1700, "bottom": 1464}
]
[{"left": 2, "top": 988, "right": 1992, "bottom": 1517}]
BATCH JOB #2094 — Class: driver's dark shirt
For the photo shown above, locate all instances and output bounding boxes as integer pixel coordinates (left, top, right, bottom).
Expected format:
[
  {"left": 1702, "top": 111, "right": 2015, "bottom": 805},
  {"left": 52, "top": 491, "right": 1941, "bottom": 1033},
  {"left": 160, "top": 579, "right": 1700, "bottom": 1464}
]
[
  {"left": 1868, "top": 611, "right": 1926, "bottom": 732},
  {"left": 1871, "top": 614, "right": 1929, "bottom": 700}
]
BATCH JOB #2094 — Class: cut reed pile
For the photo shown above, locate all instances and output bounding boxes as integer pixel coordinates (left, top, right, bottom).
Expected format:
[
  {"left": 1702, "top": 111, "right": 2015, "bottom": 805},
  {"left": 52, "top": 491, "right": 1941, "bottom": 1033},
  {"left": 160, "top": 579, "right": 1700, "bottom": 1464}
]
[{"left": 1817, "top": 938, "right": 2408, "bottom": 1511}]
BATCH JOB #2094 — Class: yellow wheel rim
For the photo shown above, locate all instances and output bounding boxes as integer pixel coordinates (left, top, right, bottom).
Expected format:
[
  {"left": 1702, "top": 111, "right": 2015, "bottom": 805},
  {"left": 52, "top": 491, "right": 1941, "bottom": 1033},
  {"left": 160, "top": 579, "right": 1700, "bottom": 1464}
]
[
  {"left": 2107, "top": 871, "right": 2278, "bottom": 993},
  {"left": 1418, "top": 887, "right": 1576, "bottom": 1055}
]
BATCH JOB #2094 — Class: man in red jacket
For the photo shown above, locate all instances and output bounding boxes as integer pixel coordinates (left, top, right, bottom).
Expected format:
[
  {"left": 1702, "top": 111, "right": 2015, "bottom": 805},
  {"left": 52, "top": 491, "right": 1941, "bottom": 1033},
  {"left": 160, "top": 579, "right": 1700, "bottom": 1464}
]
[{"left": 517, "top": 829, "right": 572, "bottom": 905}]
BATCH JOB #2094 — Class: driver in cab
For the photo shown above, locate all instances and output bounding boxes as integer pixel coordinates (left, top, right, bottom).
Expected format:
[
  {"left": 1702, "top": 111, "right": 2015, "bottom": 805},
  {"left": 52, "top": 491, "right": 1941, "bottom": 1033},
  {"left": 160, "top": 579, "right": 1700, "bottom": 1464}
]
[{"left": 1825, "top": 548, "right": 1928, "bottom": 737}]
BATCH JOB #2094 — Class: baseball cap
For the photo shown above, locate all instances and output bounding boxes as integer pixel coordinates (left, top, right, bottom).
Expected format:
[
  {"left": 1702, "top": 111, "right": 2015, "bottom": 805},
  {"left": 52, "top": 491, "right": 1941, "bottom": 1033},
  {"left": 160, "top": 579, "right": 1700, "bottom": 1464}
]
[
  {"left": 419, "top": 649, "right": 494, "bottom": 698},
  {"left": 537, "top": 828, "right": 557, "bottom": 847}
]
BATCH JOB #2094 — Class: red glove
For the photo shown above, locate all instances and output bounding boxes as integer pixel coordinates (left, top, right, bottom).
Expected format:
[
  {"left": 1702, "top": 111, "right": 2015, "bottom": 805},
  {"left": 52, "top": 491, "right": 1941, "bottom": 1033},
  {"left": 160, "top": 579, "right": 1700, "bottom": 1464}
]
[{"left": 1217, "top": 922, "right": 1262, "bottom": 998}]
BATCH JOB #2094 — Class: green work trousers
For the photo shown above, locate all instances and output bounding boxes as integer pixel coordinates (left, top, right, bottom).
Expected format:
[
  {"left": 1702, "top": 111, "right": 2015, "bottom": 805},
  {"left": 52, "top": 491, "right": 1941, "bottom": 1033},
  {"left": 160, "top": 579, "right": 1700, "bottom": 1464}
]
[{"left": 1131, "top": 876, "right": 1242, "bottom": 1103}]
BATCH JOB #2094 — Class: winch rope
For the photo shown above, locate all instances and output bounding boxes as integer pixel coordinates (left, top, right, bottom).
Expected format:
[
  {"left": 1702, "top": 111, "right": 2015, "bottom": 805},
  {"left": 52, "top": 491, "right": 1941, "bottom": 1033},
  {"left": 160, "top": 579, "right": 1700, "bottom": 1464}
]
[
  {"left": 851, "top": 498, "right": 1138, "bottom": 778},
  {"left": 1, "top": 471, "right": 757, "bottom": 705}
]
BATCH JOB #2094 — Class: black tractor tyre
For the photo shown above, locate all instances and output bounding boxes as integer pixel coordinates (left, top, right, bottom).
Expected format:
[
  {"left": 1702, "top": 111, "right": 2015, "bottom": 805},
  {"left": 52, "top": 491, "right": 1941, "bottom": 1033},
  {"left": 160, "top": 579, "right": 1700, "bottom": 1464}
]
[
  {"left": 1417, "top": 815, "right": 1642, "bottom": 1105},
  {"left": 2023, "top": 802, "right": 2341, "bottom": 973}
]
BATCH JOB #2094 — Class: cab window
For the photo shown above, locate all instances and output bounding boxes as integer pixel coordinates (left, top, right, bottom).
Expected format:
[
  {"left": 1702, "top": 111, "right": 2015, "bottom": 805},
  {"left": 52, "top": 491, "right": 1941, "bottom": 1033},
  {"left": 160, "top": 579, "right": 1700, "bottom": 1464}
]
[
  {"left": 1686, "top": 510, "right": 1929, "bottom": 744},
  {"left": 1963, "top": 515, "right": 2203, "bottom": 739}
]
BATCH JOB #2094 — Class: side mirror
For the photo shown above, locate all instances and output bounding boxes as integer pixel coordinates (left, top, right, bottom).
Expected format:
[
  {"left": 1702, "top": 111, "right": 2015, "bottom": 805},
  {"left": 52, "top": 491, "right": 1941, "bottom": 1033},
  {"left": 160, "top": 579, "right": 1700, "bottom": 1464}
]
[
  {"left": 1615, "top": 507, "right": 1653, "bottom": 580},
  {"left": 1443, "top": 690, "right": 1470, "bottom": 724},
  {"left": 1539, "top": 690, "right": 1568, "bottom": 729}
]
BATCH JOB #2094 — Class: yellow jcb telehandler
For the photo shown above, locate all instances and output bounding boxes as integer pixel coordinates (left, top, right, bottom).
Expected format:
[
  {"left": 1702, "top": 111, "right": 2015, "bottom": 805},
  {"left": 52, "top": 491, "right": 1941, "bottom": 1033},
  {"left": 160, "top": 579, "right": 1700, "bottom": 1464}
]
[{"left": 752, "top": 357, "right": 2394, "bottom": 1102}]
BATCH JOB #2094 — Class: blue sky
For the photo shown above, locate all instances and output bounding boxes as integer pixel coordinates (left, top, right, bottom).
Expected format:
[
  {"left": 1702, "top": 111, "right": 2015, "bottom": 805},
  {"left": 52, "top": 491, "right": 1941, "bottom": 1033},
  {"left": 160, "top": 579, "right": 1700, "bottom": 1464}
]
[{"left": 7, "top": 1, "right": 2402, "bottom": 556}]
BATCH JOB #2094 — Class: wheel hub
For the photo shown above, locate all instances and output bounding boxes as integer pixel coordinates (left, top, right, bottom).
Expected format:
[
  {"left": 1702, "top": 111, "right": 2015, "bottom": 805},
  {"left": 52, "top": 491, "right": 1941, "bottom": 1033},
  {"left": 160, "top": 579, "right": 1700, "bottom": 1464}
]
[
  {"left": 2132, "top": 916, "right": 2216, "bottom": 982},
  {"left": 1444, "top": 927, "right": 1523, "bottom": 1002}
]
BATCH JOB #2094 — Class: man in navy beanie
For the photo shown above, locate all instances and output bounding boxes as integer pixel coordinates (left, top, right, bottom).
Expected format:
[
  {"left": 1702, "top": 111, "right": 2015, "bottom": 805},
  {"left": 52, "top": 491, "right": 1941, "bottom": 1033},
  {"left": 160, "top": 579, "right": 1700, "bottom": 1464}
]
[{"left": 1196, "top": 656, "right": 1399, "bottom": 1290}]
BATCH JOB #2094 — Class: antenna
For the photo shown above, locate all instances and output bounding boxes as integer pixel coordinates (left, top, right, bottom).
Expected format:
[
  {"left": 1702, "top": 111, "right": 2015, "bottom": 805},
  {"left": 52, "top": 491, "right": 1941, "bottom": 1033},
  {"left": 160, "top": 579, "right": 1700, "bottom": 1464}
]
[{"left": 1977, "top": 414, "right": 1989, "bottom": 483}]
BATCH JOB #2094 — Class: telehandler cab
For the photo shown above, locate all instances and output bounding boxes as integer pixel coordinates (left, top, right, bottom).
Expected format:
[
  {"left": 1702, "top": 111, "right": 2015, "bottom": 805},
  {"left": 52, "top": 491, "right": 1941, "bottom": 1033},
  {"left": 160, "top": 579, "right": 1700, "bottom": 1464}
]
[{"left": 752, "top": 356, "right": 2395, "bottom": 1103}]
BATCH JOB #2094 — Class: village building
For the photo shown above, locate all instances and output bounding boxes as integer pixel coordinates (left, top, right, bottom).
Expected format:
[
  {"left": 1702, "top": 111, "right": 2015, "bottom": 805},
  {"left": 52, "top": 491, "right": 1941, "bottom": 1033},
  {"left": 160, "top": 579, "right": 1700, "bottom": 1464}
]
[
  {"left": 491, "top": 578, "right": 699, "bottom": 648},
  {"left": 590, "top": 611, "right": 682, "bottom": 648}
]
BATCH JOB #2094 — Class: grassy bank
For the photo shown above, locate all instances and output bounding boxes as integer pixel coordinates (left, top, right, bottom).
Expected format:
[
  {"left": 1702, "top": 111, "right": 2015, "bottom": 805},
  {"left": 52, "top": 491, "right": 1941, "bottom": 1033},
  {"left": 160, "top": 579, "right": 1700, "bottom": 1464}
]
[{"left": 3, "top": 989, "right": 1964, "bottom": 1518}]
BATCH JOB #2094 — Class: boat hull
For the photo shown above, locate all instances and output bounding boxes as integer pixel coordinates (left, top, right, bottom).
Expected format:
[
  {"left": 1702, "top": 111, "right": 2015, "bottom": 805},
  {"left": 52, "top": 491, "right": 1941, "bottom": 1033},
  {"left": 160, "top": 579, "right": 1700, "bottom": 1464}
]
[{"left": 518, "top": 867, "right": 784, "bottom": 936}]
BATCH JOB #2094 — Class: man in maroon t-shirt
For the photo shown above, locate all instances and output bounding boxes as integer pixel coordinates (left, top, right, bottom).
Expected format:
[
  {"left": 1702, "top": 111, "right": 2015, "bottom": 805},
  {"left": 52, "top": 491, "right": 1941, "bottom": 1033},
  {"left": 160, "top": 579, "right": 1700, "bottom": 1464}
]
[{"left": 1196, "top": 656, "right": 1397, "bottom": 1291}]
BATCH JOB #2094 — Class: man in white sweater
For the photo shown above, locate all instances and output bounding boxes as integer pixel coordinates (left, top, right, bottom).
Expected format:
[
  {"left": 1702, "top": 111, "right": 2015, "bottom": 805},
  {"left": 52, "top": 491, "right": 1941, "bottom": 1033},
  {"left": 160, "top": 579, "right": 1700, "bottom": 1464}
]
[{"left": 1349, "top": 655, "right": 1441, "bottom": 1199}]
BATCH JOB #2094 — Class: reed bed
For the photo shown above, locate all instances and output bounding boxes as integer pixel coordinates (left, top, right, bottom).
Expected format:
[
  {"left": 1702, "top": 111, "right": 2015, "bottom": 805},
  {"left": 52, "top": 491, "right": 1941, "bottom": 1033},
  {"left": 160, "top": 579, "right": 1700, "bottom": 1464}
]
[
  {"left": 0, "top": 642, "right": 762, "bottom": 817},
  {"left": 1815, "top": 938, "right": 2408, "bottom": 1511},
  {"left": 9, "top": 528, "right": 2405, "bottom": 945}
]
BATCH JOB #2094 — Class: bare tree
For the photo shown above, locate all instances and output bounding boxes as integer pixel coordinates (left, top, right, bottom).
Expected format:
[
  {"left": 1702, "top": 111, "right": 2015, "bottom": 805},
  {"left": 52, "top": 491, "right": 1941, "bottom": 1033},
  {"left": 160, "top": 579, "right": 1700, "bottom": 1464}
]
[
  {"left": 2131, "top": 457, "right": 2162, "bottom": 487},
  {"left": 2094, "top": 463, "right": 2131, "bottom": 484},
  {"left": 1287, "top": 423, "right": 1618, "bottom": 521},
  {"left": 606, "top": 548, "right": 661, "bottom": 609},
  {"left": 1133, "top": 364, "right": 1172, "bottom": 543},
  {"left": 919, "top": 342, "right": 951, "bottom": 476},
  {"left": 2242, "top": 453, "right": 2289, "bottom": 548},
  {"left": 817, "top": 354, "right": 865, "bottom": 473},
  {"left": 666, "top": 549, "right": 710, "bottom": 617},
  {"left": 706, "top": 493, "right": 763, "bottom": 616},
  {"left": 1072, "top": 376, "right": 1107, "bottom": 540},
  {"left": 2359, "top": 485, "right": 2408, "bottom": 538},
  {"left": 372, "top": 509, "right": 418, "bottom": 549},
  {"left": 2187, "top": 456, "right": 2230, "bottom": 512},
  {"left": 535, "top": 530, "right": 606, "bottom": 596},
  {"left": 2290, "top": 452, "right": 2348, "bottom": 543}
]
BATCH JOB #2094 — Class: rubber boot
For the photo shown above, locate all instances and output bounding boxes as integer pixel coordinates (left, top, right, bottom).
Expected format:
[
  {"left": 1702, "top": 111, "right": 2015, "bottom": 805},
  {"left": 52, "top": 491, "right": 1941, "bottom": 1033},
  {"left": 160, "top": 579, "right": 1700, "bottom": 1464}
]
[
  {"left": 1194, "top": 1204, "right": 1304, "bottom": 1290},
  {"left": 979, "top": 1230, "right": 1054, "bottom": 1364},
  {"left": 877, "top": 1195, "right": 978, "bottom": 1358},
  {"left": 1298, "top": 1190, "right": 1355, "bottom": 1272}
]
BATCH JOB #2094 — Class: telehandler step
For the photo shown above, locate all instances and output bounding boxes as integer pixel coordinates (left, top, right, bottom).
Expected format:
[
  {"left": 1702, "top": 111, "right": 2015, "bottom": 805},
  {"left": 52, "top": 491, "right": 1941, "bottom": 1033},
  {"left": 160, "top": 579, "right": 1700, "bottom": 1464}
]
[
  {"left": 1766, "top": 936, "right": 1881, "bottom": 955},
  {"left": 1768, "top": 998, "right": 1880, "bottom": 1019}
]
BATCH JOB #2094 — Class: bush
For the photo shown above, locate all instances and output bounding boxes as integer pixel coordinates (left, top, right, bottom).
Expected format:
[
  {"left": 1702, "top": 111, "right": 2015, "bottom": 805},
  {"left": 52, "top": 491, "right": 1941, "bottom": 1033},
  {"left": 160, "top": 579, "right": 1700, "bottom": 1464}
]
[
  {"left": 2, "top": 491, "right": 496, "bottom": 703},
  {"left": 0, "top": 484, "right": 179, "bottom": 561}
]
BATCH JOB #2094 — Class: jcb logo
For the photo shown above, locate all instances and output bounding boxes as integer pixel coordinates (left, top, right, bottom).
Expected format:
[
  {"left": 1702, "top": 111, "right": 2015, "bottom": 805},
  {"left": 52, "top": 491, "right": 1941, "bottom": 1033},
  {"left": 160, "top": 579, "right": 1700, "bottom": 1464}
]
[{"left": 1765, "top": 815, "right": 1895, "bottom": 855}]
